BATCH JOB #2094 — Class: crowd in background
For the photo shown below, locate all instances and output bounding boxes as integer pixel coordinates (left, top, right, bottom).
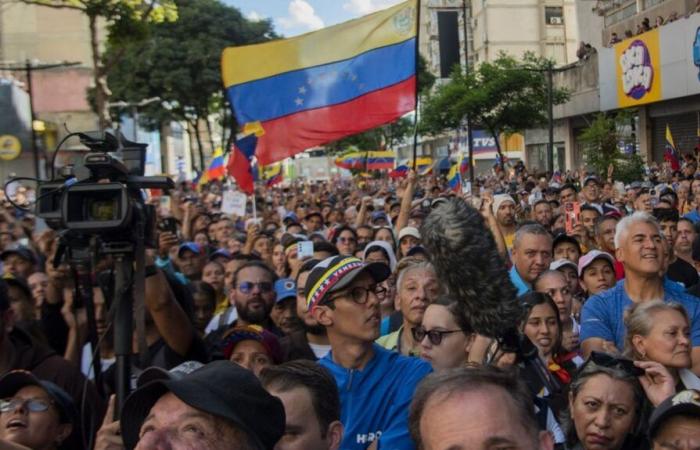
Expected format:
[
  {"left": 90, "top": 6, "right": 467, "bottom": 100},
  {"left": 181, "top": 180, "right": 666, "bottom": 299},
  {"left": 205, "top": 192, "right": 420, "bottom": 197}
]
[{"left": 0, "top": 156, "right": 699, "bottom": 449}]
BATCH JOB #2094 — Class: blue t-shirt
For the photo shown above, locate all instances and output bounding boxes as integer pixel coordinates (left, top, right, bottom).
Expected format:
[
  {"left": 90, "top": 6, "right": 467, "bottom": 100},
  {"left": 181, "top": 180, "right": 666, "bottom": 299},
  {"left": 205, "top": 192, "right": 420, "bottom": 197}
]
[
  {"left": 319, "top": 344, "right": 432, "bottom": 450},
  {"left": 510, "top": 265, "right": 531, "bottom": 296},
  {"left": 580, "top": 279, "right": 700, "bottom": 349}
]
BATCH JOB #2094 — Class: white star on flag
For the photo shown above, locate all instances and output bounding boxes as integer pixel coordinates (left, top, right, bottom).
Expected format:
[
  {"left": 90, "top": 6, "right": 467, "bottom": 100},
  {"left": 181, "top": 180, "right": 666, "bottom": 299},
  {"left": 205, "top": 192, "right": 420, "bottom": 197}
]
[
  {"left": 298, "top": 86, "right": 307, "bottom": 94},
  {"left": 295, "top": 98, "right": 304, "bottom": 106}
]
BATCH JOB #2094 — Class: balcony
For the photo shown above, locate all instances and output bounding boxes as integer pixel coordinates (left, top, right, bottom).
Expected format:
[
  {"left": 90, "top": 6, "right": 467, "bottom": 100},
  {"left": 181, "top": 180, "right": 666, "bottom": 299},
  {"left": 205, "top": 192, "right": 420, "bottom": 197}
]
[{"left": 602, "top": 0, "right": 696, "bottom": 45}]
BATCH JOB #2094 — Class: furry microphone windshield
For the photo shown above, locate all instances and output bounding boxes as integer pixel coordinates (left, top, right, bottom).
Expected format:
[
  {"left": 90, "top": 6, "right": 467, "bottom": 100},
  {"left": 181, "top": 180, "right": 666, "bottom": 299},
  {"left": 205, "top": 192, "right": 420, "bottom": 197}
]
[{"left": 421, "top": 197, "right": 522, "bottom": 339}]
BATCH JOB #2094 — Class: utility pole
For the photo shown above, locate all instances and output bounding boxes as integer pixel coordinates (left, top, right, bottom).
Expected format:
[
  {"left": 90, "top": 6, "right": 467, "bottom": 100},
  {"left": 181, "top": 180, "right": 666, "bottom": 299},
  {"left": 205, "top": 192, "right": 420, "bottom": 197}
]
[
  {"left": 547, "top": 61, "right": 554, "bottom": 175},
  {"left": 0, "top": 60, "right": 80, "bottom": 179},
  {"left": 462, "top": 0, "right": 475, "bottom": 184}
]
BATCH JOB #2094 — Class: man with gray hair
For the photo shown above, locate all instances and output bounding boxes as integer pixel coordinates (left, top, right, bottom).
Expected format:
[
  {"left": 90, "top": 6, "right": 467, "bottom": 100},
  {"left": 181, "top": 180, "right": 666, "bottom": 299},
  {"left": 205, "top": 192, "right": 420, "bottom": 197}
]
[
  {"left": 580, "top": 211, "right": 700, "bottom": 374},
  {"left": 409, "top": 366, "right": 554, "bottom": 450},
  {"left": 509, "top": 224, "right": 553, "bottom": 296}
]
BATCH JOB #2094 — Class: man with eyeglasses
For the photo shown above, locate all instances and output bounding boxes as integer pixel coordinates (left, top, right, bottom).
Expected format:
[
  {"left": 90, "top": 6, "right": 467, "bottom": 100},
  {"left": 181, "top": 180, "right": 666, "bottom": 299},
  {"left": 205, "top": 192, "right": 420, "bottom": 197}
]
[
  {"left": 207, "top": 261, "right": 280, "bottom": 355},
  {"left": 306, "top": 256, "right": 432, "bottom": 450}
]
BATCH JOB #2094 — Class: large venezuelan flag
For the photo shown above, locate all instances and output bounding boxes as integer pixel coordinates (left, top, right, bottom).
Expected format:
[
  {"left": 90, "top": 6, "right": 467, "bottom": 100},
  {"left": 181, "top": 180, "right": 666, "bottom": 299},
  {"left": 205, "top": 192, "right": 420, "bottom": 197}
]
[
  {"left": 365, "top": 151, "right": 395, "bottom": 170},
  {"left": 222, "top": 0, "right": 417, "bottom": 165}
]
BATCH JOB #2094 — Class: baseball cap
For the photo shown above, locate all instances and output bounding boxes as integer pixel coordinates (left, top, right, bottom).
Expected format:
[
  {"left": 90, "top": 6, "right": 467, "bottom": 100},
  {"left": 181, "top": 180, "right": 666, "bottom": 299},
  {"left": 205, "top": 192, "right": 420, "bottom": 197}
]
[
  {"left": 577, "top": 250, "right": 615, "bottom": 277},
  {"left": 220, "top": 325, "right": 282, "bottom": 363},
  {"left": 0, "top": 370, "right": 78, "bottom": 426},
  {"left": 552, "top": 233, "right": 581, "bottom": 253},
  {"left": 283, "top": 212, "right": 299, "bottom": 224},
  {"left": 274, "top": 278, "right": 296, "bottom": 303},
  {"left": 136, "top": 361, "right": 205, "bottom": 389},
  {"left": 583, "top": 175, "right": 600, "bottom": 186},
  {"left": 304, "top": 255, "right": 391, "bottom": 312},
  {"left": 0, "top": 245, "right": 37, "bottom": 264},
  {"left": 648, "top": 389, "right": 700, "bottom": 438},
  {"left": 406, "top": 245, "right": 428, "bottom": 258},
  {"left": 121, "top": 360, "right": 285, "bottom": 450},
  {"left": 371, "top": 211, "right": 389, "bottom": 223},
  {"left": 177, "top": 242, "right": 201, "bottom": 258},
  {"left": 209, "top": 248, "right": 232, "bottom": 261},
  {"left": 398, "top": 226, "right": 421, "bottom": 241},
  {"left": 629, "top": 181, "right": 642, "bottom": 190},
  {"left": 550, "top": 259, "right": 577, "bottom": 272}
]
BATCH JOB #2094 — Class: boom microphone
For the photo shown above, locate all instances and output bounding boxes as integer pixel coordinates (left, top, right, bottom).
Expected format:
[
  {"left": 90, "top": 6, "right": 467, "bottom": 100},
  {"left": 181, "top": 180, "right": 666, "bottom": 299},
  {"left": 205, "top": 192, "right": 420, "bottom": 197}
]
[{"left": 421, "top": 197, "right": 522, "bottom": 339}]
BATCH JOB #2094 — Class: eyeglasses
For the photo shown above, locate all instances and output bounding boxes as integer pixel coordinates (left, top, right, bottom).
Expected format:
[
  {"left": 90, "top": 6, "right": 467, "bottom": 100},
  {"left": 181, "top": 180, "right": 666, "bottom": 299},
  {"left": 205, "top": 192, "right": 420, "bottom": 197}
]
[
  {"left": 327, "top": 285, "right": 386, "bottom": 305},
  {"left": 411, "top": 326, "right": 463, "bottom": 345},
  {"left": 583, "top": 351, "right": 645, "bottom": 377},
  {"left": 338, "top": 237, "right": 356, "bottom": 243},
  {"left": 0, "top": 398, "right": 52, "bottom": 414},
  {"left": 237, "top": 281, "right": 274, "bottom": 294}
]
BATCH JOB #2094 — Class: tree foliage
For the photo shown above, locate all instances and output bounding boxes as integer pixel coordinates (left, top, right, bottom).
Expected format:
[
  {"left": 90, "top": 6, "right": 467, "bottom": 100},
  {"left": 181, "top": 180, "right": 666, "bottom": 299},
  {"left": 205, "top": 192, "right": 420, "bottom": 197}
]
[
  {"left": 421, "top": 52, "right": 569, "bottom": 164},
  {"left": 19, "top": 0, "right": 178, "bottom": 130},
  {"left": 579, "top": 112, "right": 645, "bottom": 184},
  {"left": 105, "top": 0, "right": 276, "bottom": 169}
]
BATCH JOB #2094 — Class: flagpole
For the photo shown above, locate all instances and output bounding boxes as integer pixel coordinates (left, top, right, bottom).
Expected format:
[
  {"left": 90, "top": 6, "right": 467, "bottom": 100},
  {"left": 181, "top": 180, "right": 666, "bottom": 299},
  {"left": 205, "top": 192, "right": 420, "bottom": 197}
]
[{"left": 411, "top": 0, "right": 421, "bottom": 172}]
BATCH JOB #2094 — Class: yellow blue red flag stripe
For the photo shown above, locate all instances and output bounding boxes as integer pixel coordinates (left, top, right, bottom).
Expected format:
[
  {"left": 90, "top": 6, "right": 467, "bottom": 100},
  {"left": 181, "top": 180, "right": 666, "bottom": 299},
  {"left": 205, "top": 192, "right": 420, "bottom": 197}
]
[{"left": 221, "top": 0, "right": 417, "bottom": 165}]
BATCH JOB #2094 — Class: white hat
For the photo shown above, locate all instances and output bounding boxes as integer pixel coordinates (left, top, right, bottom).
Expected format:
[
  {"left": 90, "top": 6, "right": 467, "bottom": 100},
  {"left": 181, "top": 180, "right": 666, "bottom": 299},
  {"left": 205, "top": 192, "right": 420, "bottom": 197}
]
[
  {"left": 550, "top": 259, "right": 578, "bottom": 272},
  {"left": 577, "top": 250, "right": 615, "bottom": 277},
  {"left": 398, "top": 226, "right": 421, "bottom": 241},
  {"left": 492, "top": 194, "right": 515, "bottom": 215}
]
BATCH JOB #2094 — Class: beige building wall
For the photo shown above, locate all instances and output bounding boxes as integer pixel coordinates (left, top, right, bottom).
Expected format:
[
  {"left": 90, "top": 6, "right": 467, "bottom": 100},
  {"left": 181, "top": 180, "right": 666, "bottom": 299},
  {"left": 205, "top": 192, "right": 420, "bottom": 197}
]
[{"left": 471, "top": 0, "right": 580, "bottom": 65}]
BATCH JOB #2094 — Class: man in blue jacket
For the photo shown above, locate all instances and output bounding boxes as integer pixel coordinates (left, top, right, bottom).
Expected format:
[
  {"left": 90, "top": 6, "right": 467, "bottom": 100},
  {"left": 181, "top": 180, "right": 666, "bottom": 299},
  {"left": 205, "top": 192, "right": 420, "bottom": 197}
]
[{"left": 305, "top": 255, "right": 432, "bottom": 450}]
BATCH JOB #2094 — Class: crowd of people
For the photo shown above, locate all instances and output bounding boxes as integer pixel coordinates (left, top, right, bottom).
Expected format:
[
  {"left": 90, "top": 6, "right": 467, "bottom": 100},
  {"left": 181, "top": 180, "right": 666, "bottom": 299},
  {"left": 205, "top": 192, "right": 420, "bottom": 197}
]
[{"left": 0, "top": 159, "right": 699, "bottom": 450}]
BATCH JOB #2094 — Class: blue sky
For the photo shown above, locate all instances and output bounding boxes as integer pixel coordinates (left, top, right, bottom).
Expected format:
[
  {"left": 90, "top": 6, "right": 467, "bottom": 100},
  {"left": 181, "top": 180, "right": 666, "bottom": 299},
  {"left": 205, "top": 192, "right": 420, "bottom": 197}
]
[{"left": 223, "top": 0, "right": 404, "bottom": 37}]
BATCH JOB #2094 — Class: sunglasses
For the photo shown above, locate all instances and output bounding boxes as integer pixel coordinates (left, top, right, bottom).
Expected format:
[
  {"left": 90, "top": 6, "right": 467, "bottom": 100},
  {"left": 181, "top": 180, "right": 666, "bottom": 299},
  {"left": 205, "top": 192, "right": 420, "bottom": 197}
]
[
  {"left": 411, "top": 326, "right": 463, "bottom": 345},
  {"left": 0, "top": 398, "right": 52, "bottom": 414},
  {"left": 584, "top": 351, "right": 645, "bottom": 377},
  {"left": 237, "top": 281, "right": 274, "bottom": 294}
]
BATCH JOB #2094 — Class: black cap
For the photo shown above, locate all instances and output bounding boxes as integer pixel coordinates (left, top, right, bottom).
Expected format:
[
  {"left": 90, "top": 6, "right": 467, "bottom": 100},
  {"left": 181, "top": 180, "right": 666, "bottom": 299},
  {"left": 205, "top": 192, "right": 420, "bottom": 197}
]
[
  {"left": 0, "top": 370, "right": 78, "bottom": 426},
  {"left": 649, "top": 389, "right": 700, "bottom": 438},
  {"left": 0, "top": 245, "right": 37, "bottom": 264},
  {"left": 121, "top": 360, "right": 285, "bottom": 450},
  {"left": 552, "top": 233, "right": 581, "bottom": 253}
]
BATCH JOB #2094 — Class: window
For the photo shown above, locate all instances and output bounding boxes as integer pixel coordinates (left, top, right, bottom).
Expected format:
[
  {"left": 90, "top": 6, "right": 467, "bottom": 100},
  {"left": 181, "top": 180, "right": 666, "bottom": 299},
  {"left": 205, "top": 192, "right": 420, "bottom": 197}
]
[{"left": 545, "top": 6, "right": 564, "bottom": 25}]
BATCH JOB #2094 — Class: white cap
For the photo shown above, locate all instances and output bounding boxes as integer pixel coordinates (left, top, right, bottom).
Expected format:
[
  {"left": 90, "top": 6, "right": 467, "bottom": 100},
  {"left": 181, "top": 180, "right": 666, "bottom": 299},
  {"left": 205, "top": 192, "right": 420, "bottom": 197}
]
[
  {"left": 398, "top": 226, "right": 421, "bottom": 241},
  {"left": 578, "top": 250, "right": 615, "bottom": 277}
]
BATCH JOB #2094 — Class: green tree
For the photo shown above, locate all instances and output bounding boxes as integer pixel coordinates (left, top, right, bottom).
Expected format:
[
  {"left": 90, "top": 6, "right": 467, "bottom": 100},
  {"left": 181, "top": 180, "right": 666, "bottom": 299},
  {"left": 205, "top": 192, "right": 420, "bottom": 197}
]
[
  {"left": 421, "top": 52, "right": 569, "bottom": 166},
  {"left": 105, "top": 0, "right": 276, "bottom": 169},
  {"left": 579, "top": 112, "right": 645, "bottom": 184},
  {"left": 19, "top": 0, "right": 178, "bottom": 130}
]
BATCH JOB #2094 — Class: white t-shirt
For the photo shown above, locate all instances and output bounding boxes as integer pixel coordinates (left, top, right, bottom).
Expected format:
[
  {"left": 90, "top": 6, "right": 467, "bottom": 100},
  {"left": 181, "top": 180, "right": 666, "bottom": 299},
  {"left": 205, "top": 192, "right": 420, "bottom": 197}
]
[{"left": 308, "top": 342, "right": 331, "bottom": 359}]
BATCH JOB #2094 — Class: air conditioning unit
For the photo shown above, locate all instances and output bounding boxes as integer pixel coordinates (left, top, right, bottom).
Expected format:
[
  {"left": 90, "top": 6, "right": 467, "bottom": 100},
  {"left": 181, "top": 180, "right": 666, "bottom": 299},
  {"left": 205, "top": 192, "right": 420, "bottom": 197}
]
[{"left": 549, "top": 16, "right": 563, "bottom": 25}]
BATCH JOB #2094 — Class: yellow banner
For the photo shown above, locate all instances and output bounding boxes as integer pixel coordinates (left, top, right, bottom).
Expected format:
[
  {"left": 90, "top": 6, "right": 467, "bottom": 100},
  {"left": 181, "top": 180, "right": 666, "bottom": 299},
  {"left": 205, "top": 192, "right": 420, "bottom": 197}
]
[{"left": 615, "top": 29, "right": 662, "bottom": 108}]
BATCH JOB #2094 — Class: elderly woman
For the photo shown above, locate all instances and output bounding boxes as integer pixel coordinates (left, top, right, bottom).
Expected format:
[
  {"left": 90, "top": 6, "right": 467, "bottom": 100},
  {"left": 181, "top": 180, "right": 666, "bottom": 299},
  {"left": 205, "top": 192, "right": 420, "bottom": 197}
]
[
  {"left": 416, "top": 297, "right": 475, "bottom": 371},
  {"left": 376, "top": 260, "right": 439, "bottom": 356},
  {"left": 624, "top": 300, "right": 700, "bottom": 390},
  {"left": 0, "top": 371, "right": 80, "bottom": 450}
]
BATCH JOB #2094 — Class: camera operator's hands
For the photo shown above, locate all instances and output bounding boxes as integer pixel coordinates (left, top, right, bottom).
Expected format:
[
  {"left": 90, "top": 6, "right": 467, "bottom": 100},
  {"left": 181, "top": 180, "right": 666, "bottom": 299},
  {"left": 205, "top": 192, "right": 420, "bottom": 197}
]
[
  {"left": 635, "top": 360, "right": 676, "bottom": 407},
  {"left": 158, "top": 232, "right": 179, "bottom": 259},
  {"left": 94, "top": 395, "right": 124, "bottom": 450}
]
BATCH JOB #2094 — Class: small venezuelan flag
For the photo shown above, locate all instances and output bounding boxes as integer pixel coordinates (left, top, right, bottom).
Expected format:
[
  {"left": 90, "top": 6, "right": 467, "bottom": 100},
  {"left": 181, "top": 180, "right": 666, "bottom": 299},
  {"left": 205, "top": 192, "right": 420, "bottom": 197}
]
[
  {"left": 222, "top": 1, "right": 418, "bottom": 165},
  {"left": 447, "top": 160, "right": 461, "bottom": 192},
  {"left": 365, "top": 151, "right": 395, "bottom": 170},
  {"left": 665, "top": 124, "right": 680, "bottom": 171},
  {"left": 335, "top": 152, "right": 365, "bottom": 170},
  {"left": 206, "top": 148, "right": 225, "bottom": 181}
]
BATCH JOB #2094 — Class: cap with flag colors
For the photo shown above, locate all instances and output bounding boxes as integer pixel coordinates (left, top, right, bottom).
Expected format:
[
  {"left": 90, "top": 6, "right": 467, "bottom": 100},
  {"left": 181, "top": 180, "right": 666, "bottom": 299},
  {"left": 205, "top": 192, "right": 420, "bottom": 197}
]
[
  {"left": 665, "top": 124, "right": 680, "bottom": 171},
  {"left": 227, "top": 133, "right": 258, "bottom": 195},
  {"left": 221, "top": 0, "right": 418, "bottom": 165}
]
